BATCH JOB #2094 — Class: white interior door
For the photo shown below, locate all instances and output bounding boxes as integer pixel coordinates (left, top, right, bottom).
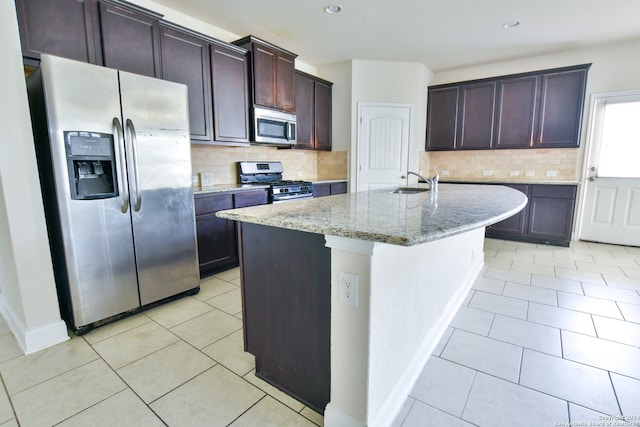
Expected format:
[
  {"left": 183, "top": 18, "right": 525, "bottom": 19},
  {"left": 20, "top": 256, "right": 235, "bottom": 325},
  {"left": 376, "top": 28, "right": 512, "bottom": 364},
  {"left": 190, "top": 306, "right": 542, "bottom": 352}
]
[
  {"left": 357, "top": 103, "right": 411, "bottom": 191},
  {"left": 579, "top": 91, "right": 640, "bottom": 246}
]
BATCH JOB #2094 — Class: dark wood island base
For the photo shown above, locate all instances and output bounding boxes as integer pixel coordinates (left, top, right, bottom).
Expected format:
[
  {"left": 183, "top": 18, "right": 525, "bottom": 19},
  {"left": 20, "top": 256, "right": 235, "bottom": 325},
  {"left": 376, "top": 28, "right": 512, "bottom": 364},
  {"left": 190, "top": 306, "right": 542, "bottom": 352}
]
[{"left": 238, "top": 222, "right": 331, "bottom": 413}]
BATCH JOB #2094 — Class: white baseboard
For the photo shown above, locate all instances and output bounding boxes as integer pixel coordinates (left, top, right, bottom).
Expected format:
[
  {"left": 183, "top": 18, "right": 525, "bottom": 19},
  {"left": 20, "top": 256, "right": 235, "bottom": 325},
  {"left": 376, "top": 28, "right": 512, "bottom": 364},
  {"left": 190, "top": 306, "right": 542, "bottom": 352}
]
[{"left": 0, "top": 295, "right": 68, "bottom": 355}]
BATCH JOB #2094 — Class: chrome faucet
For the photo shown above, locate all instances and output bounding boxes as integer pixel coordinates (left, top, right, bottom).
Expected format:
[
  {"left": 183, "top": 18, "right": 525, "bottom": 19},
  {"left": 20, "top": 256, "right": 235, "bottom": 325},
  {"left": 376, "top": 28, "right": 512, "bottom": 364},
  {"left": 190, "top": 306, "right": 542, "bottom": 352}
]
[{"left": 408, "top": 167, "right": 439, "bottom": 192}]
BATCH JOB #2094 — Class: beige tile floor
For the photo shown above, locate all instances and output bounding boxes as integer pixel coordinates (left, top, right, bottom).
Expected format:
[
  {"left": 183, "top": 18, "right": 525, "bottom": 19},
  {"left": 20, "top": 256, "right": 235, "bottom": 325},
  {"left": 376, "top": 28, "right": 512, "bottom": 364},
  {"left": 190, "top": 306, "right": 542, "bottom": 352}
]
[
  {"left": 1, "top": 238, "right": 639, "bottom": 427},
  {"left": 393, "top": 238, "right": 640, "bottom": 427},
  {"left": 0, "top": 268, "right": 322, "bottom": 427}
]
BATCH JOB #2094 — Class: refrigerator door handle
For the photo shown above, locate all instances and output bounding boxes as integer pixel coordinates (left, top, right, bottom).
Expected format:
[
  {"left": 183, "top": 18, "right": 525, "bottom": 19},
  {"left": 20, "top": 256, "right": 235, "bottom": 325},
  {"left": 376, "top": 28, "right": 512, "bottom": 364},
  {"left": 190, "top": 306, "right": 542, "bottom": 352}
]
[
  {"left": 113, "top": 118, "right": 130, "bottom": 213},
  {"left": 125, "top": 119, "right": 142, "bottom": 212}
]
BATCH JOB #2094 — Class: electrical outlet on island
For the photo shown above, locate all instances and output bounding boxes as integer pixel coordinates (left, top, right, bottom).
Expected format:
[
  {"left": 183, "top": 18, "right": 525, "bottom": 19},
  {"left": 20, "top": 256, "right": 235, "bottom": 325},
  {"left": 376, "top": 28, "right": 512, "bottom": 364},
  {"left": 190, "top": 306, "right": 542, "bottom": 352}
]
[{"left": 339, "top": 272, "right": 359, "bottom": 307}]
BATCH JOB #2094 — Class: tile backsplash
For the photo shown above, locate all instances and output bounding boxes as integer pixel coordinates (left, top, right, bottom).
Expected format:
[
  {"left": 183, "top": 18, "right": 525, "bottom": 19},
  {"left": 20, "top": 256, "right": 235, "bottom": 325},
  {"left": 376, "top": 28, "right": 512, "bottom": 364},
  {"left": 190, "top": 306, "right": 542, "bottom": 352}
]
[
  {"left": 191, "top": 144, "right": 348, "bottom": 185},
  {"left": 421, "top": 149, "right": 580, "bottom": 182}
]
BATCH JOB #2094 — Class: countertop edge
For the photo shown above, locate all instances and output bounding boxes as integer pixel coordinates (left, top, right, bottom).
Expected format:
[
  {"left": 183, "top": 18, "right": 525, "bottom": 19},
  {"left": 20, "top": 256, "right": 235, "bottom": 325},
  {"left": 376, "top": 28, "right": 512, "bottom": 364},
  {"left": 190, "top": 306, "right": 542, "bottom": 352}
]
[{"left": 440, "top": 179, "right": 580, "bottom": 185}]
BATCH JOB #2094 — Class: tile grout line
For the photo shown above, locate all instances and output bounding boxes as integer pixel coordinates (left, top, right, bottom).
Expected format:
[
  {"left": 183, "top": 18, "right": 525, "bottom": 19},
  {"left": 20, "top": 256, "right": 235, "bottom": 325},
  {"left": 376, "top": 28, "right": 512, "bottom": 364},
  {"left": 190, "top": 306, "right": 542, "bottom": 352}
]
[{"left": 0, "top": 369, "right": 19, "bottom": 426}]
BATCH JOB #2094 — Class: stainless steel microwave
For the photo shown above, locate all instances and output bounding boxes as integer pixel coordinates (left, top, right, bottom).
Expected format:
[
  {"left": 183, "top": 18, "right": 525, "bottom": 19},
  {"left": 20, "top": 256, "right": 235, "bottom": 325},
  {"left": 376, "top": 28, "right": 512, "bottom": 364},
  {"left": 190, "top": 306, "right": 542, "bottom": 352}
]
[{"left": 253, "top": 107, "right": 296, "bottom": 146}]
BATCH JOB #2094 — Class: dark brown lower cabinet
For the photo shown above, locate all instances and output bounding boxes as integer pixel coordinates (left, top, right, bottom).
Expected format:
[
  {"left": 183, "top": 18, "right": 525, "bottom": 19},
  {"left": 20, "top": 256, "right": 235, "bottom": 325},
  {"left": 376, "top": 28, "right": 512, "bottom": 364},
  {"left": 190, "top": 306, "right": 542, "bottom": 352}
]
[
  {"left": 312, "top": 181, "right": 347, "bottom": 198},
  {"left": 195, "top": 189, "right": 268, "bottom": 277},
  {"left": 486, "top": 184, "right": 528, "bottom": 236},
  {"left": 239, "top": 223, "right": 330, "bottom": 414},
  {"left": 195, "top": 194, "right": 237, "bottom": 277},
  {"left": 486, "top": 184, "right": 577, "bottom": 247}
]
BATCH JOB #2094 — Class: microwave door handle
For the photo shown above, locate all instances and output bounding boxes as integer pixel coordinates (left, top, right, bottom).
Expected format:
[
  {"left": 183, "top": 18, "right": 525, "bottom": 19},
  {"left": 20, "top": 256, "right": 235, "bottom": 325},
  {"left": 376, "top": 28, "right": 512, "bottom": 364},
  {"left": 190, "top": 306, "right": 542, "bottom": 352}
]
[
  {"left": 113, "top": 118, "right": 129, "bottom": 213},
  {"left": 288, "top": 122, "right": 294, "bottom": 141}
]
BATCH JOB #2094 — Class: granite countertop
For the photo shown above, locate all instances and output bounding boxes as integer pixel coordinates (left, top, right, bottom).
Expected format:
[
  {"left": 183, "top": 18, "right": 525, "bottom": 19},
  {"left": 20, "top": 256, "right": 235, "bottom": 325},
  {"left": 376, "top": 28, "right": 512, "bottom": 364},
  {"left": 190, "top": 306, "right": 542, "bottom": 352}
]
[{"left": 216, "top": 183, "right": 528, "bottom": 246}]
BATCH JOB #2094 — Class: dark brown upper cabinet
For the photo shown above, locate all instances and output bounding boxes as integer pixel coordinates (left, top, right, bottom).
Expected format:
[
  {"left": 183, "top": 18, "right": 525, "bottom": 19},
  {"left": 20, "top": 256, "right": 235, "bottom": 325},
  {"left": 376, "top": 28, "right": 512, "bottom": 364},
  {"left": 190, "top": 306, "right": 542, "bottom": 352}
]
[
  {"left": 494, "top": 75, "right": 538, "bottom": 149},
  {"left": 210, "top": 42, "right": 251, "bottom": 144},
  {"left": 98, "top": 1, "right": 162, "bottom": 78},
  {"left": 234, "top": 36, "right": 297, "bottom": 113},
  {"left": 159, "top": 23, "right": 212, "bottom": 142},
  {"left": 426, "top": 64, "right": 590, "bottom": 151},
  {"left": 15, "top": 0, "right": 101, "bottom": 64},
  {"left": 426, "top": 86, "right": 458, "bottom": 150},
  {"left": 535, "top": 68, "right": 588, "bottom": 148},
  {"left": 295, "top": 71, "right": 333, "bottom": 151},
  {"left": 16, "top": 0, "right": 250, "bottom": 146},
  {"left": 457, "top": 81, "right": 496, "bottom": 149},
  {"left": 158, "top": 22, "right": 250, "bottom": 145},
  {"left": 426, "top": 81, "right": 496, "bottom": 150}
]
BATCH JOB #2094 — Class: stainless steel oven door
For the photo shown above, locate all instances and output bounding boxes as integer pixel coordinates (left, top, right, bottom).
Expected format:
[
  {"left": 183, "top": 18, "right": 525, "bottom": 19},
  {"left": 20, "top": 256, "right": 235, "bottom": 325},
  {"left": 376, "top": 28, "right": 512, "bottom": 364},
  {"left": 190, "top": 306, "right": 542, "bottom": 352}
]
[{"left": 272, "top": 193, "right": 313, "bottom": 203}]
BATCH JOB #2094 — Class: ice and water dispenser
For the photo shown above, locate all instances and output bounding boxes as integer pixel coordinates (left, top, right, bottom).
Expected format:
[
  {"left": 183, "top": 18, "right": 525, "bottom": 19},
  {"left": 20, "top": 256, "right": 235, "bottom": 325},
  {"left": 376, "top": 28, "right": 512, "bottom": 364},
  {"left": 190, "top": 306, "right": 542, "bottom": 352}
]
[{"left": 64, "top": 131, "right": 118, "bottom": 200}]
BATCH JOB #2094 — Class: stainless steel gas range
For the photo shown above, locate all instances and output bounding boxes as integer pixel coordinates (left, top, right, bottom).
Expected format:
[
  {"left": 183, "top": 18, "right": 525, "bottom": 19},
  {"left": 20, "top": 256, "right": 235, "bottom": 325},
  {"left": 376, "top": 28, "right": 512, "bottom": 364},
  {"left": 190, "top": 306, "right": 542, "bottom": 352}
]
[{"left": 238, "top": 161, "right": 313, "bottom": 203}]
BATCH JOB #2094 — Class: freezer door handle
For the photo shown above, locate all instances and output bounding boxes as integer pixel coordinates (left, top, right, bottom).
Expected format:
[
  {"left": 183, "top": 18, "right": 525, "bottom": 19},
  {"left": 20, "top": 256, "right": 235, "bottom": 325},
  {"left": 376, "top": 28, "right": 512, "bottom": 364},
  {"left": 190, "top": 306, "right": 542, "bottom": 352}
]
[
  {"left": 126, "top": 119, "right": 142, "bottom": 212},
  {"left": 113, "top": 118, "right": 129, "bottom": 213}
]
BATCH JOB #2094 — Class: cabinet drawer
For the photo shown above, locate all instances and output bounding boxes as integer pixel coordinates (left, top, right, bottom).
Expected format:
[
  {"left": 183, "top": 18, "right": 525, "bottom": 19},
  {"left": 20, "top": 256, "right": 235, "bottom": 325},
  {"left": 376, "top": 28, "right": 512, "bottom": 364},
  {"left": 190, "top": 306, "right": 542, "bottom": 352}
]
[
  {"left": 313, "top": 183, "right": 331, "bottom": 198},
  {"left": 530, "top": 185, "right": 576, "bottom": 199},
  {"left": 234, "top": 190, "right": 268, "bottom": 208},
  {"left": 195, "top": 194, "right": 233, "bottom": 215},
  {"left": 330, "top": 182, "right": 347, "bottom": 195}
]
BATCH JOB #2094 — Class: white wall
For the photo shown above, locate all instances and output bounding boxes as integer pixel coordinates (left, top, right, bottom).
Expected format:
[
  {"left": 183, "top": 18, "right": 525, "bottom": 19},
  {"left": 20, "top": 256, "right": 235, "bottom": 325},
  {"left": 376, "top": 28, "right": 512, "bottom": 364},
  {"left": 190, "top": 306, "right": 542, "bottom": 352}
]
[
  {"left": 318, "top": 60, "right": 432, "bottom": 187},
  {"left": 0, "top": 0, "right": 68, "bottom": 353},
  {"left": 351, "top": 61, "right": 431, "bottom": 187}
]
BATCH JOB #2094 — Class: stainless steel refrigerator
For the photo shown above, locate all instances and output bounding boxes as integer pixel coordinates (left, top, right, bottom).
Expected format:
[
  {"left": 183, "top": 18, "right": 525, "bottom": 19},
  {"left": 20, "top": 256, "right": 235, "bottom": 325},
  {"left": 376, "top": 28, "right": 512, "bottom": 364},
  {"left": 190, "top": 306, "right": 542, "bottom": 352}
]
[{"left": 27, "top": 54, "right": 200, "bottom": 334}]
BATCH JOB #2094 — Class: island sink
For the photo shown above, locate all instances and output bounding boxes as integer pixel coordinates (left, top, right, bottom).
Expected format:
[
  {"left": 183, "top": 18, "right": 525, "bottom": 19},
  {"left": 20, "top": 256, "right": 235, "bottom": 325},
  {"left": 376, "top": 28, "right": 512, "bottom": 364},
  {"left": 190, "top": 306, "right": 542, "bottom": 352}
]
[{"left": 390, "top": 187, "right": 429, "bottom": 194}]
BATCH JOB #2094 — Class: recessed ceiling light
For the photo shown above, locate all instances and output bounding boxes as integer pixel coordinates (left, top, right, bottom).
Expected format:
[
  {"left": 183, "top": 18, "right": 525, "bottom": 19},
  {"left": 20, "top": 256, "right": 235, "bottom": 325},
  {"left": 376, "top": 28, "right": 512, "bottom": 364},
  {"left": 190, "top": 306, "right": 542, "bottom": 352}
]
[
  {"left": 324, "top": 4, "right": 342, "bottom": 14},
  {"left": 503, "top": 20, "right": 521, "bottom": 29}
]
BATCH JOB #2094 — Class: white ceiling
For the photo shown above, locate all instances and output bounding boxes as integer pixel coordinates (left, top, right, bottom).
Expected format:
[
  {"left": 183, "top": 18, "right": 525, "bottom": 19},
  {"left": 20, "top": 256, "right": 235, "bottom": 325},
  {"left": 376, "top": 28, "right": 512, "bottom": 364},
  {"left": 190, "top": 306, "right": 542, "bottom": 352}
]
[{"left": 153, "top": 0, "right": 640, "bottom": 72}]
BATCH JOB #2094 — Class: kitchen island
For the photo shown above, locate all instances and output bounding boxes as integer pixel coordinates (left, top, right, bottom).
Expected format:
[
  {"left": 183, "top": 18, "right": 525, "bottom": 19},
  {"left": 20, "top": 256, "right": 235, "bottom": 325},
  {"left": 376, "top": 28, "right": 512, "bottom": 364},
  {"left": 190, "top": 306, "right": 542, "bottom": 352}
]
[{"left": 217, "top": 184, "right": 527, "bottom": 427}]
